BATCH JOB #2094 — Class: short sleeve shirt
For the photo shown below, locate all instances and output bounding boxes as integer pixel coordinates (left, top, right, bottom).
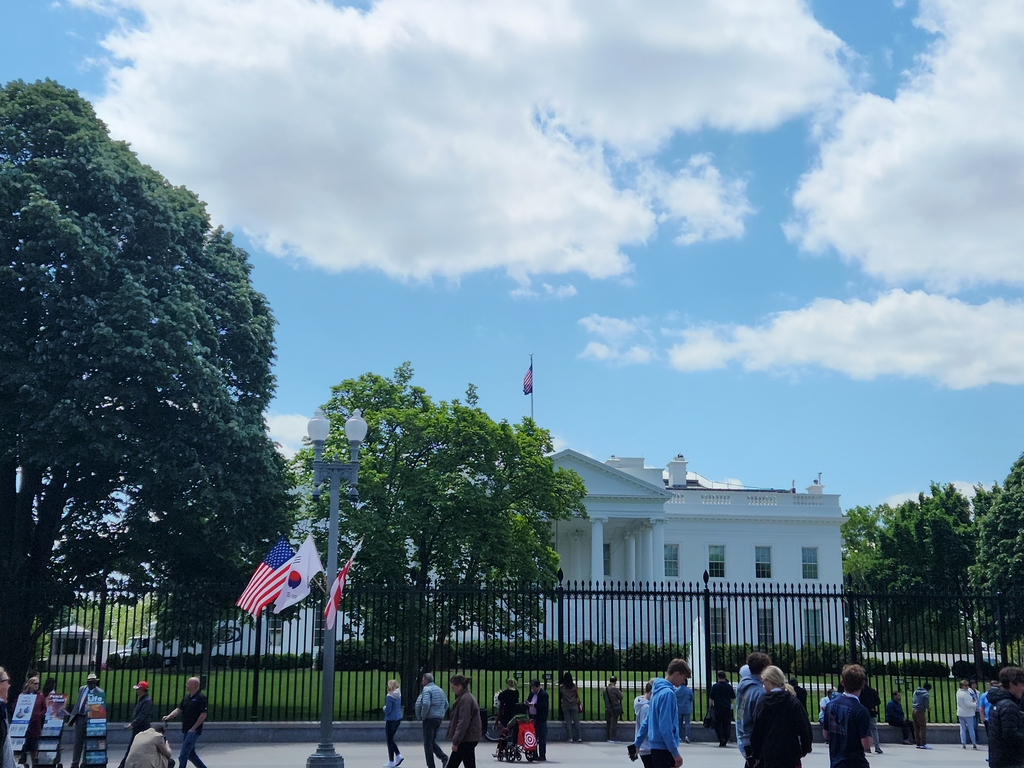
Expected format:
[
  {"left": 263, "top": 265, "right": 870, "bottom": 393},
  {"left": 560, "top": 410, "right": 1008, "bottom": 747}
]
[
  {"left": 824, "top": 694, "right": 870, "bottom": 768},
  {"left": 179, "top": 692, "right": 208, "bottom": 734}
]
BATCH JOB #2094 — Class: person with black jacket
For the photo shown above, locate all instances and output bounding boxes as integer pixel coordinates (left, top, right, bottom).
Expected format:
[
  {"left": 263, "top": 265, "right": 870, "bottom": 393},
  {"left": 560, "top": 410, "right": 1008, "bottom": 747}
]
[
  {"left": 987, "top": 667, "right": 1024, "bottom": 768},
  {"left": 118, "top": 681, "right": 154, "bottom": 768},
  {"left": 749, "top": 666, "right": 812, "bottom": 768},
  {"left": 525, "top": 680, "right": 549, "bottom": 762},
  {"left": 708, "top": 671, "right": 735, "bottom": 748},
  {"left": 1, "top": 667, "right": 14, "bottom": 768},
  {"left": 858, "top": 678, "right": 883, "bottom": 755}
]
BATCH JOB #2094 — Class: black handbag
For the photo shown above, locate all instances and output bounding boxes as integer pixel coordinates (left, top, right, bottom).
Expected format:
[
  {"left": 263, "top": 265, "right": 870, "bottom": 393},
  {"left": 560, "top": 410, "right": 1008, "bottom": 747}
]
[{"left": 703, "top": 703, "right": 715, "bottom": 729}]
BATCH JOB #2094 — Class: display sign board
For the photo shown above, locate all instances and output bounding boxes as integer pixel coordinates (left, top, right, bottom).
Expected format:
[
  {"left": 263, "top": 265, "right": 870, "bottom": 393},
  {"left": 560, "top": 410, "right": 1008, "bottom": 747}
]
[
  {"left": 84, "top": 689, "right": 107, "bottom": 765},
  {"left": 36, "top": 693, "right": 67, "bottom": 767},
  {"left": 9, "top": 693, "right": 36, "bottom": 752}
]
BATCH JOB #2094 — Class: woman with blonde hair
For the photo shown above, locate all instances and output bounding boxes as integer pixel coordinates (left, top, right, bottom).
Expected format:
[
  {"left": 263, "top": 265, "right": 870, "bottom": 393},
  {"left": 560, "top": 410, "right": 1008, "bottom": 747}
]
[
  {"left": 956, "top": 679, "right": 979, "bottom": 750},
  {"left": 383, "top": 679, "right": 403, "bottom": 767},
  {"left": 749, "top": 666, "right": 812, "bottom": 768},
  {"left": 20, "top": 676, "right": 47, "bottom": 768},
  {"left": 497, "top": 678, "right": 519, "bottom": 727}
]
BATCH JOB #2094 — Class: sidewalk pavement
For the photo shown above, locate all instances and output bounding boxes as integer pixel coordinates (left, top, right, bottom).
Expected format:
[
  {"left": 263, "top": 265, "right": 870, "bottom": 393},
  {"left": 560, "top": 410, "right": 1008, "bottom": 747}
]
[{"left": 183, "top": 738, "right": 990, "bottom": 768}]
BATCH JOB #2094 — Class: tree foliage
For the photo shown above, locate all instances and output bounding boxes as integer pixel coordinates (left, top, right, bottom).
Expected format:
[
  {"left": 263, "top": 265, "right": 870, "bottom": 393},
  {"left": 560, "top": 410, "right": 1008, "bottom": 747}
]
[
  {"left": 971, "top": 454, "right": 1024, "bottom": 633},
  {"left": 0, "top": 80, "right": 292, "bottom": 688}
]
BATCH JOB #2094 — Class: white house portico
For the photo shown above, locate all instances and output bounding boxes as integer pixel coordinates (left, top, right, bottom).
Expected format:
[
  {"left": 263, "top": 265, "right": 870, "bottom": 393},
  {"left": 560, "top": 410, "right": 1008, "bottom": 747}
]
[{"left": 552, "top": 450, "right": 845, "bottom": 587}]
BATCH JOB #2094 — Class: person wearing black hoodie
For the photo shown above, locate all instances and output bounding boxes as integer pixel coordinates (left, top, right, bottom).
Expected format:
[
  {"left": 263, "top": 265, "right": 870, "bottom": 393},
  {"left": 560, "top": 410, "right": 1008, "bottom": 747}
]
[
  {"left": 987, "top": 667, "right": 1024, "bottom": 768},
  {"left": 749, "top": 666, "right": 812, "bottom": 768}
]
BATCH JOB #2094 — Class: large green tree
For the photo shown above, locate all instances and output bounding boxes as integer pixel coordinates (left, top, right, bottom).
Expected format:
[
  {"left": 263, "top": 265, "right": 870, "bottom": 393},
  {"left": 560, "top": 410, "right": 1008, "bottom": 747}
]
[
  {"left": 971, "top": 454, "right": 1024, "bottom": 635},
  {"left": 0, "top": 80, "right": 292, "bottom": 689},
  {"left": 294, "top": 363, "right": 587, "bottom": 705}
]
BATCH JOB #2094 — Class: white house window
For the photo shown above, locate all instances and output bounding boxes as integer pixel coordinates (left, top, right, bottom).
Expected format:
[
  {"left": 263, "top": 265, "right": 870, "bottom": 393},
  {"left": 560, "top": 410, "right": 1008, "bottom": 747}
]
[
  {"left": 804, "top": 608, "right": 823, "bottom": 646},
  {"left": 710, "top": 607, "right": 728, "bottom": 644},
  {"left": 802, "top": 547, "right": 819, "bottom": 579},
  {"left": 664, "top": 544, "right": 680, "bottom": 577},
  {"left": 708, "top": 545, "right": 725, "bottom": 578},
  {"left": 603, "top": 543, "right": 611, "bottom": 577},
  {"left": 268, "top": 613, "right": 285, "bottom": 648},
  {"left": 755, "top": 546, "right": 772, "bottom": 579},
  {"left": 757, "top": 607, "right": 775, "bottom": 646}
]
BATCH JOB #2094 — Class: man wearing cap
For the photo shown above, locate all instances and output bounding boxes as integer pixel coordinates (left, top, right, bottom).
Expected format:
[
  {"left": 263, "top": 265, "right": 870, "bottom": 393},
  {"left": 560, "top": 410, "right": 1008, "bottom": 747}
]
[
  {"left": 118, "top": 681, "right": 154, "bottom": 768},
  {"left": 68, "top": 673, "right": 103, "bottom": 768}
]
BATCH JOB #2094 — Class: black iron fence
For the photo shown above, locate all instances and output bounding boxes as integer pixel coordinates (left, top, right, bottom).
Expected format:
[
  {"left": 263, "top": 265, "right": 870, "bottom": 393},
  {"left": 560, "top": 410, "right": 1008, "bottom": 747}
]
[{"left": 22, "top": 579, "right": 1020, "bottom": 724}]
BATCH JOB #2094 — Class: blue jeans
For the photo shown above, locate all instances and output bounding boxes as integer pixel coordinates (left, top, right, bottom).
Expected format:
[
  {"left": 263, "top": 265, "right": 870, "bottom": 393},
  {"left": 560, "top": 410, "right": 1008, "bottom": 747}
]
[
  {"left": 179, "top": 731, "right": 208, "bottom": 768},
  {"left": 678, "top": 713, "right": 691, "bottom": 741}
]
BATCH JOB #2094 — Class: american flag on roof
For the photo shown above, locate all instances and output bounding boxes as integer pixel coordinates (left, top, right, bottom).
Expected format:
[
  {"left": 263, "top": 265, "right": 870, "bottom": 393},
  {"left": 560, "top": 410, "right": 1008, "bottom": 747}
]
[
  {"left": 523, "top": 362, "right": 533, "bottom": 395},
  {"left": 236, "top": 536, "right": 295, "bottom": 617}
]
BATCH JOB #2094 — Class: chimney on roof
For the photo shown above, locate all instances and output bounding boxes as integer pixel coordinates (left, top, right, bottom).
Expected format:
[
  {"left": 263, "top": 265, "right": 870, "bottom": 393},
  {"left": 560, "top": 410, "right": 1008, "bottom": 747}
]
[
  {"left": 806, "top": 473, "right": 824, "bottom": 495},
  {"left": 667, "top": 454, "right": 688, "bottom": 488}
]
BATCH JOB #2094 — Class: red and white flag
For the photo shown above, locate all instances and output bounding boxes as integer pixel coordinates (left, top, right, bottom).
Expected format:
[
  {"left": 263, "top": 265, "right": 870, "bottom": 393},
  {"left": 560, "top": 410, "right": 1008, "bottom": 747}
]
[{"left": 324, "top": 540, "right": 362, "bottom": 631}]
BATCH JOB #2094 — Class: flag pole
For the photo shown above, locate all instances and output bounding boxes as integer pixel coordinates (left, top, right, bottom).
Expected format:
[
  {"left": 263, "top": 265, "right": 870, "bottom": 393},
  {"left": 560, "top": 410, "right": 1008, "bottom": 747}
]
[{"left": 530, "top": 353, "right": 534, "bottom": 421}]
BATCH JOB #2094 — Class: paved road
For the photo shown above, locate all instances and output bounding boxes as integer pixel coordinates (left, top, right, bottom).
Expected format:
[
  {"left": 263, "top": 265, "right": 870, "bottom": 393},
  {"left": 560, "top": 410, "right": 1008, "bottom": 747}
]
[{"left": 187, "top": 738, "right": 990, "bottom": 768}]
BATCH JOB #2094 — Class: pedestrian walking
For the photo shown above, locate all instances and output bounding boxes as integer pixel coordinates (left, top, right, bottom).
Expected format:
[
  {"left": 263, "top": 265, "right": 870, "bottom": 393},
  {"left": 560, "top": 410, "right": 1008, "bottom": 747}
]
[
  {"left": 558, "top": 673, "right": 583, "bottom": 743},
  {"left": 987, "top": 667, "right": 1024, "bottom": 768},
  {"left": 736, "top": 652, "right": 771, "bottom": 761},
  {"left": 383, "top": 679, "right": 404, "bottom": 768},
  {"left": 68, "top": 673, "right": 102, "bottom": 768},
  {"left": 673, "top": 676, "right": 693, "bottom": 745},
  {"left": 525, "top": 680, "right": 548, "bottom": 761},
  {"left": 117, "top": 681, "right": 153, "bottom": 768},
  {"left": 633, "top": 681, "right": 653, "bottom": 768},
  {"left": 858, "top": 676, "right": 883, "bottom": 755},
  {"left": 1, "top": 668, "right": 15, "bottom": 768},
  {"left": 749, "top": 666, "right": 812, "bottom": 768},
  {"left": 822, "top": 664, "right": 873, "bottom": 768},
  {"left": 884, "top": 691, "right": 913, "bottom": 744},
  {"left": 161, "top": 676, "right": 208, "bottom": 768},
  {"left": 414, "top": 673, "right": 449, "bottom": 768},
  {"left": 628, "top": 659, "right": 689, "bottom": 768},
  {"left": 123, "top": 723, "right": 172, "bottom": 768},
  {"left": 445, "top": 675, "right": 482, "bottom": 768},
  {"left": 911, "top": 682, "right": 931, "bottom": 749},
  {"left": 981, "top": 680, "right": 1000, "bottom": 742},
  {"left": 957, "top": 679, "right": 980, "bottom": 750},
  {"left": 604, "top": 676, "right": 623, "bottom": 742},
  {"left": 708, "top": 670, "right": 735, "bottom": 748}
]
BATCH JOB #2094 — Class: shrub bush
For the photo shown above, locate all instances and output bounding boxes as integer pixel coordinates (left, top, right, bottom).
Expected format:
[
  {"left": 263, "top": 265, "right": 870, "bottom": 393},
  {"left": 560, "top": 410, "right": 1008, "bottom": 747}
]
[
  {"left": 105, "top": 653, "right": 123, "bottom": 671},
  {"left": 793, "top": 643, "right": 846, "bottom": 675},
  {"left": 890, "top": 659, "right": 950, "bottom": 677},
  {"left": 951, "top": 660, "right": 998, "bottom": 680}
]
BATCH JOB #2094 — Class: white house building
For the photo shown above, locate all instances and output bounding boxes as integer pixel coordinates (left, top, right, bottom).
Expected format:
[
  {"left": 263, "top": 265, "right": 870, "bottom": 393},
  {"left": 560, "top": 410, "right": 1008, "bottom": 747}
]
[{"left": 550, "top": 450, "right": 847, "bottom": 653}]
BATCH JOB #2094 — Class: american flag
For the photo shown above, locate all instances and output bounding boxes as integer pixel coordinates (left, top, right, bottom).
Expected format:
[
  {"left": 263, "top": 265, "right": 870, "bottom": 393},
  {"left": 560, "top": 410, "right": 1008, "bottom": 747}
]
[
  {"left": 523, "top": 362, "right": 533, "bottom": 395},
  {"left": 236, "top": 536, "right": 295, "bottom": 617},
  {"left": 324, "top": 540, "right": 362, "bottom": 631}
]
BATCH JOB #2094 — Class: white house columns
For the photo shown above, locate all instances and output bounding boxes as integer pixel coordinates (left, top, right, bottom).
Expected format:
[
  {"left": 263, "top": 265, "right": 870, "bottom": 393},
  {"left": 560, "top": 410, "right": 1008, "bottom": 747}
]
[
  {"left": 651, "top": 518, "right": 666, "bottom": 582},
  {"left": 640, "top": 523, "right": 654, "bottom": 584},
  {"left": 590, "top": 517, "right": 607, "bottom": 585},
  {"left": 625, "top": 533, "right": 637, "bottom": 583}
]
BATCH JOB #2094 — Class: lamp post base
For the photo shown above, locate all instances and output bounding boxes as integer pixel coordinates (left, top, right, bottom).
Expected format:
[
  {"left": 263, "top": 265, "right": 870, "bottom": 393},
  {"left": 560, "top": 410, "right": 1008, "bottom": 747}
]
[{"left": 307, "top": 743, "right": 344, "bottom": 768}]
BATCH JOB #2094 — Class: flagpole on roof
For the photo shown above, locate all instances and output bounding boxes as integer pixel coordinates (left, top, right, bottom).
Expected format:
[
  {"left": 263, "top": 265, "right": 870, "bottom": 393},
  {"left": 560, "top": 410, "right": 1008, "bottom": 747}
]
[{"left": 530, "top": 353, "right": 534, "bottom": 421}]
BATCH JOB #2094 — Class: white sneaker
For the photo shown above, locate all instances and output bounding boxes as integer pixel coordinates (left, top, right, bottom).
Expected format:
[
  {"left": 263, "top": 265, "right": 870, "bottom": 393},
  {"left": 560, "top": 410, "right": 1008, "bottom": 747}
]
[
  {"left": 384, "top": 762, "right": 394, "bottom": 767},
  {"left": 395, "top": 757, "right": 404, "bottom": 768}
]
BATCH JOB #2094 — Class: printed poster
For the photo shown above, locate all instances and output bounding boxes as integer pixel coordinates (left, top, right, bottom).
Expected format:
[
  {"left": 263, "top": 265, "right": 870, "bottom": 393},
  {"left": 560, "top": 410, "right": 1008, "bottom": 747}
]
[
  {"left": 10, "top": 693, "right": 36, "bottom": 751},
  {"left": 41, "top": 694, "right": 67, "bottom": 738},
  {"left": 85, "top": 690, "right": 107, "bottom": 737}
]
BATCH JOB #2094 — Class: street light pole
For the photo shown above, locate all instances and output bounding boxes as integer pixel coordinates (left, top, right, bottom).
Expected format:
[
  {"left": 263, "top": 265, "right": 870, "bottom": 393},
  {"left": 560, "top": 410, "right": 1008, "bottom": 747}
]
[{"left": 306, "top": 408, "right": 367, "bottom": 768}]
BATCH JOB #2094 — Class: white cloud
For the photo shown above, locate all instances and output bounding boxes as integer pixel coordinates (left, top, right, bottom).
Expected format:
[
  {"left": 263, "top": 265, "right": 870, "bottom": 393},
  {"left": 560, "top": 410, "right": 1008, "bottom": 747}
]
[
  {"left": 85, "top": 0, "right": 846, "bottom": 281},
  {"left": 665, "top": 290, "right": 1024, "bottom": 388},
  {"left": 642, "top": 154, "right": 755, "bottom": 245},
  {"left": 265, "top": 412, "right": 310, "bottom": 458},
  {"left": 511, "top": 283, "right": 578, "bottom": 300},
  {"left": 788, "top": 0, "right": 1024, "bottom": 291},
  {"left": 578, "top": 314, "right": 655, "bottom": 365}
]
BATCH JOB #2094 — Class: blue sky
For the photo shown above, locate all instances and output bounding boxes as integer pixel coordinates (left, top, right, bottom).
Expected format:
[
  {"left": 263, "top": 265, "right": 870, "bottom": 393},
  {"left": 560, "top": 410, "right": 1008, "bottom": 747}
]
[{"left": 4, "top": 0, "right": 1023, "bottom": 509}]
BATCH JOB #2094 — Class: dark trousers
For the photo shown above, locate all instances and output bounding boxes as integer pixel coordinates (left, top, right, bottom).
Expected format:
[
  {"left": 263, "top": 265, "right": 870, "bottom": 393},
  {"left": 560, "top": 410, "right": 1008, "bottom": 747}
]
[
  {"left": 386, "top": 720, "right": 401, "bottom": 761},
  {"left": 714, "top": 713, "right": 732, "bottom": 746},
  {"left": 422, "top": 718, "right": 448, "bottom": 768},
  {"left": 640, "top": 755, "right": 653, "bottom": 768},
  {"left": 888, "top": 717, "right": 913, "bottom": 741},
  {"left": 606, "top": 710, "right": 620, "bottom": 741},
  {"left": 447, "top": 741, "right": 477, "bottom": 768},
  {"left": 649, "top": 748, "right": 675, "bottom": 768},
  {"left": 535, "top": 720, "right": 547, "bottom": 759},
  {"left": 913, "top": 709, "right": 927, "bottom": 746},
  {"left": 71, "top": 717, "right": 87, "bottom": 766}
]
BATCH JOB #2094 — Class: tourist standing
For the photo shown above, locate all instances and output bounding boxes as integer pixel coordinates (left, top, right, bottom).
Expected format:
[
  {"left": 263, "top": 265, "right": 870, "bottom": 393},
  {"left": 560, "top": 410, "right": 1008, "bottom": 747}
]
[
  {"left": 788, "top": 678, "right": 807, "bottom": 712},
  {"left": 858, "top": 677, "right": 882, "bottom": 755},
  {"left": 1, "top": 668, "right": 15, "bottom": 768},
  {"left": 981, "top": 680, "right": 1000, "bottom": 742},
  {"left": 161, "top": 676, "right": 208, "bottom": 768},
  {"left": 497, "top": 679, "right": 519, "bottom": 727},
  {"left": 673, "top": 677, "right": 693, "bottom": 745},
  {"left": 383, "top": 679, "right": 404, "bottom": 768},
  {"left": 911, "top": 682, "right": 931, "bottom": 749},
  {"left": 414, "top": 673, "right": 449, "bottom": 768},
  {"left": 525, "top": 680, "right": 548, "bottom": 761},
  {"left": 957, "top": 679, "right": 980, "bottom": 750},
  {"left": 633, "top": 681, "right": 653, "bottom": 768},
  {"left": 603, "top": 676, "right": 623, "bottom": 742},
  {"left": 446, "top": 675, "right": 482, "bottom": 768},
  {"left": 20, "top": 676, "right": 46, "bottom": 768},
  {"left": 986, "top": 667, "right": 1024, "bottom": 768},
  {"left": 709, "top": 670, "right": 735, "bottom": 748},
  {"left": 749, "top": 666, "right": 812, "bottom": 768},
  {"left": 736, "top": 652, "right": 770, "bottom": 760},
  {"left": 819, "top": 685, "right": 835, "bottom": 725},
  {"left": 629, "top": 659, "right": 689, "bottom": 768},
  {"left": 822, "top": 664, "right": 873, "bottom": 768},
  {"left": 117, "top": 681, "right": 153, "bottom": 768},
  {"left": 559, "top": 673, "right": 583, "bottom": 743},
  {"left": 884, "top": 691, "right": 913, "bottom": 744}
]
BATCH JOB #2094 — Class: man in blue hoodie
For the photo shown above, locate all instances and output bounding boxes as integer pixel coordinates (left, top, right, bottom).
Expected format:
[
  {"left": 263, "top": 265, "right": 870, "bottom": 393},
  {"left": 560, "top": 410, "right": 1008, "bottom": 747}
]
[
  {"left": 629, "top": 659, "right": 691, "bottom": 768},
  {"left": 736, "top": 652, "right": 771, "bottom": 760}
]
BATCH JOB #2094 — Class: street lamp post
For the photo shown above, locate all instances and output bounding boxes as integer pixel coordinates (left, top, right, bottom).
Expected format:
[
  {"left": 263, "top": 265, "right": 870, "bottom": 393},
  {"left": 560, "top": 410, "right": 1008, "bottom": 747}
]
[{"left": 306, "top": 407, "right": 368, "bottom": 768}]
